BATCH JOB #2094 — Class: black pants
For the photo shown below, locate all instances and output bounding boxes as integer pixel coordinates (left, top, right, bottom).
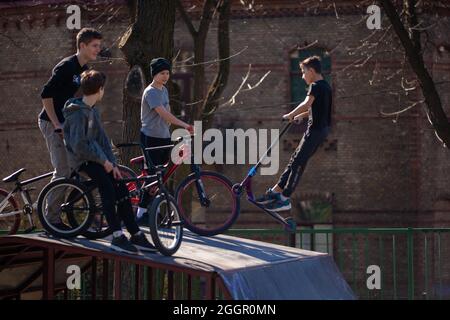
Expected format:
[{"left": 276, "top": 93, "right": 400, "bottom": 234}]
[
  {"left": 139, "top": 132, "right": 171, "bottom": 209},
  {"left": 277, "top": 127, "right": 329, "bottom": 198},
  {"left": 80, "top": 161, "right": 140, "bottom": 234}
]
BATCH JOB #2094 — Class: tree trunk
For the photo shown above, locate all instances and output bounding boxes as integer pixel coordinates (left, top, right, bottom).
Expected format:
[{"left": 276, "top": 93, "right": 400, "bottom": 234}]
[
  {"left": 380, "top": 0, "right": 450, "bottom": 147},
  {"left": 119, "top": 0, "right": 176, "bottom": 165}
]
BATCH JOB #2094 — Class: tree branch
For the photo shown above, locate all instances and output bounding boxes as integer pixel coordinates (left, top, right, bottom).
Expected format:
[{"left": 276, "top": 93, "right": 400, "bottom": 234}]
[
  {"left": 379, "top": 0, "right": 450, "bottom": 147},
  {"left": 405, "top": 0, "right": 421, "bottom": 51},
  {"left": 176, "top": 0, "right": 197, "bottom": 37},
  {"left": 197, "top": 0, "right": 216, "bottom": 40}
]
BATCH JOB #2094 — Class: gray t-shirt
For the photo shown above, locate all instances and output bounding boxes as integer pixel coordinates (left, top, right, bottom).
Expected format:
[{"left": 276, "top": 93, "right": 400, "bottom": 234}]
[{"left": 140, "top": 84, "right": 171, "bottom": 138}]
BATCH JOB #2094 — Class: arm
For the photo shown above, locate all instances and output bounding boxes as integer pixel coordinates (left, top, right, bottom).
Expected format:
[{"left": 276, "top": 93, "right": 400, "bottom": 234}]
[
  {"left": 283, "top": 95, "right": 315, "bottom": 120},
  {"left": 41, "top": 63, "right": 68, "bottom": 129},
  {"left": 154, "top": 106, "right": 192, "bottom": 131},
  {"left": 102, "top": 135, "right": 118, "bottom": 166},
  {"left": 68, "top": 112, "right": 109, "bottom": 166},
  {"left": 42, "top": 99, "right": 62, "bottom": 129},
  {"left": 293, "top": 111, "right": 310, "bottom": 122}
]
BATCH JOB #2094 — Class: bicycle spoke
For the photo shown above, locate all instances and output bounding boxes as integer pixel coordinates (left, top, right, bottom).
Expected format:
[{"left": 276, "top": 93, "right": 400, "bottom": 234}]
[{"left": 176, "top": 172, "right": 238, "bottom": 236}]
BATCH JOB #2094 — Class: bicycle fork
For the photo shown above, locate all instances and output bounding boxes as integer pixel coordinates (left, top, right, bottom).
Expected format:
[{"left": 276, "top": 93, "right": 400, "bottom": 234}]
[
  {"left": 20, "top": 189, "right": 37, "bottom": 233},
  {"left": 191, "top": 164, "right": 210, "bottom": 207}
]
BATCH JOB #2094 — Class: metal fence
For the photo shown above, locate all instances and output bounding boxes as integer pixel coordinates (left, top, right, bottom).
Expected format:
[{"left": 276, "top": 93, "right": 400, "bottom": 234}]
[
  {"left": 226, "top": 227, "right": 450, "bottom": 300},
  {"left": 55, "top": 263, "right": 221, "bottom": 300}
]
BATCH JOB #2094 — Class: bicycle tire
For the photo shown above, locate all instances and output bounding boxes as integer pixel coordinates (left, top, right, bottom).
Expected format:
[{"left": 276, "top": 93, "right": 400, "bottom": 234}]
[
  {"left": 148, "top": 194, "right": 183, "bottom": 256},
  {"left": 37, "top": 178, "right": 95, "bottom": 238},
  {"left": 0, "top": 188, "right": 20, "bottom": 235},
  {"left": 175, "top": 171, "right": 239, "bottom": 237}
]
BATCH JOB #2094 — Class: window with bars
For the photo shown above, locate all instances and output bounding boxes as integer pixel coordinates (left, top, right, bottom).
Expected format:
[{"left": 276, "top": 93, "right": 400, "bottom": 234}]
[
  {"left": 290, "top": 48, "right": 332, "bottom": 106},
  {"left": 288, "top": 48, "right": 332, "bottom": 133}
]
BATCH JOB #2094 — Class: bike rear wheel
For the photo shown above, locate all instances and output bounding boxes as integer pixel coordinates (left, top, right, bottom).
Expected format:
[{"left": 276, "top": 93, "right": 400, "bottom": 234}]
[
  {"left": 148, "top": 194, "right": 183, "bottom": 256},
  {"left": 37, "top": 178, "right": 95, "bottom": 238},
  {"left": 0, "top": 188, "right": 20, "bottom": 235},
  {"left": 175, "top": 171, "right": 239, "bottom": 237}
]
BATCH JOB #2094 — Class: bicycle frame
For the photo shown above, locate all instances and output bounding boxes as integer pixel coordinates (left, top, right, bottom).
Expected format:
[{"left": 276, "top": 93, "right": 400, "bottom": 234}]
[
  {"left": 132, "top": 136, "right": 210, "bottom": 207},
  {"left": 233, "top": 122, "right": 294, "bottom": 229},
  {"left": 118, "top": 141, "right": 183, "bottom": 227},
  {"left": 60, "top": 140, "right": 183, "bottom": 213},
  {"left": 0, "top": 171, "right": 53, "bottom": 232}
]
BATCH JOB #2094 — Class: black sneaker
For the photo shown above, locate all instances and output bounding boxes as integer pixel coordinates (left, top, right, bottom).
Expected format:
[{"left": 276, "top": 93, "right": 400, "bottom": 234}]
[
  {"left": 255, "top": 188, "right": 279, "bottom": 205},
  {"left": 130, "top": 233, "right": 157, "bottom": 252},
  {"left": 110, "top": 235, "right": 139, "bottom": 254},
  {"left": 264, "top": 196, "right": 292, "bottom": 212}
]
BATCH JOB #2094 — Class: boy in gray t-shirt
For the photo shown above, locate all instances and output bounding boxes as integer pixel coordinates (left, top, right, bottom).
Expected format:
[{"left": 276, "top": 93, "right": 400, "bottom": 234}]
[
  {"left": 141, "top": 83, "right": 171, "bottom": 138},
  {"left": 137, "top": 57, "right": 193, "bottom": 223}
]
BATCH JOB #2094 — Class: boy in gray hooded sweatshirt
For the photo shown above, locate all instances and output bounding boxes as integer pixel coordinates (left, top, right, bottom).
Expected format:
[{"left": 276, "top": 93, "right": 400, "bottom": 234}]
[{"left": 63, "top": 70, "right": 155, "bottom": 254}]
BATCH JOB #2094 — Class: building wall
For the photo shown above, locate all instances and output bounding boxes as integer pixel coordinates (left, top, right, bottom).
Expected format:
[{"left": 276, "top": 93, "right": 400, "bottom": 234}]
[{"left": 0, "top": 1, "right": 449, "bottom": 229}]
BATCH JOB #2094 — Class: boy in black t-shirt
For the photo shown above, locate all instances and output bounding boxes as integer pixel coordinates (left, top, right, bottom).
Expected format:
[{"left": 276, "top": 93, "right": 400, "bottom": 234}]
[
  {"left": 38, "top": 28, "right": 102, "bottom": 228},
  {"left": 256, "top": 56, "right": 332, "bottom": 211}
]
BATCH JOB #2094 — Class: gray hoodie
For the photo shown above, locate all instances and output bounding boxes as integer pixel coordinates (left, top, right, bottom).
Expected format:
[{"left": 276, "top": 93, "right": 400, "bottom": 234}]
[{"left": 63, "top": 98, "right": 116, "bottom": 171}]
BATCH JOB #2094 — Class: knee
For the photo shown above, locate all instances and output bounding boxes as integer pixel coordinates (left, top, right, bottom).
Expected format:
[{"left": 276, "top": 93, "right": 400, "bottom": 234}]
[{"left": 116, "top": 182, "right": 129, "bottom": 196}]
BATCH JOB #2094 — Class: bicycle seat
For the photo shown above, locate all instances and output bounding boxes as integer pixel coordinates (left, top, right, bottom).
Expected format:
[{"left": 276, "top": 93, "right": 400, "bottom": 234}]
[
  {"left": 130, "top": 155, "right": 144, "bottom": 165},
  {"left": 2, "top": 168, "right": 26, "bottom": 183}
]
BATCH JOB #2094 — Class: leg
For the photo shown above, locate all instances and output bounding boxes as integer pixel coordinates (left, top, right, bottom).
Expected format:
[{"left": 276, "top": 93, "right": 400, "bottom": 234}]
[
  {"left": 80, "top": 162, "right": 122, "bottom": 232},
  {"left": 280, "top": 129, "right": 328, "bottom": 198},
  {"left": 256, "top": 134, "right": 308, "bottom": 205},
  {"left": 115, "top": 180, "right": 140, "bottom": 235},
  {"left": 38, "top": 119, "right": 71, "bottom": 224},
  {"left": 276, "top": 134, "right": 307, "bottom": 191},
  {"left": 138, "top": 133, "right": 171, "bottom": 211}
]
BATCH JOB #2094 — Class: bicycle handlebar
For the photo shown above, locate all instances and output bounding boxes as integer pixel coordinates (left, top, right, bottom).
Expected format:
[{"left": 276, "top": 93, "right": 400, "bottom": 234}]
[
  {"left": 115, "top": 142, "right": 141, "bottom": 148},
  {"left": 115, "top": 135, "right": 192, "bottom": 149}
]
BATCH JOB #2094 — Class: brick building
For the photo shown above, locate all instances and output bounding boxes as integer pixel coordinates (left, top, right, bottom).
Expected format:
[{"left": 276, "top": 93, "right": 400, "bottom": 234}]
[
  {"left": 1, "top": 0, "right": 449, "bottom": 229},
  {"left": 0, "top": 0, "right": 450, "bottom": 299}
]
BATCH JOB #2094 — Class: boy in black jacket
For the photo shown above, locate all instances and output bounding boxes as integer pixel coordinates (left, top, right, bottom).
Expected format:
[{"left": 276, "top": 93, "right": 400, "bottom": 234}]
[{"left": 63, "top": 70, "right": 155, "bottom": 254}]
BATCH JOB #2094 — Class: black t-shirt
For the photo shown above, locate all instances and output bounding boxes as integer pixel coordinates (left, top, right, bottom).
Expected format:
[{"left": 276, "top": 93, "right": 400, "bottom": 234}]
[
  {"left": 39, "top": 55, "right": 89, "bottom": 123},
  {"left": 306, "top": 79, "right": 332, "bottom": 131}
]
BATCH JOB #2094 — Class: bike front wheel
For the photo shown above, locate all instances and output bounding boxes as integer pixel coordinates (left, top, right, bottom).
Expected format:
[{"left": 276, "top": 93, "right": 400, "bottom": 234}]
[
  {"left": 175, "top": 171, "right": 240, "bottom": 237},
  {"left": 0, "top": 188, "right": 20, "bottom": 235},
  {"left": 148, "top": 194, "right": 183, "bottom": 256}
]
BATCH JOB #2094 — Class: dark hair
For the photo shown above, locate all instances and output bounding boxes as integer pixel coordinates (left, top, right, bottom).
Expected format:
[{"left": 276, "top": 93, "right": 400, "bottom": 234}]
[
  {"left": 300, "top": 56, "right": 322, "bottom": 74},
  {"left": 76, "top": 28, "right": 102, "bottom": 49},
  {"left": 80, "top": 70, "right": 106, "bottom": 95}
]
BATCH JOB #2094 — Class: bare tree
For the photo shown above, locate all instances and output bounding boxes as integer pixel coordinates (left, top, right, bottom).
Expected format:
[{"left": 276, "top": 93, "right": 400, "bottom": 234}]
[
  {"left": 176, "top": 0, "right": 231, "bottom": 127},
  {"left": 119, "top": 0, "right": 177, "bottom": 163},
  {"left": 379, "top": 0, "right": 450, "bottom": 147}
]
